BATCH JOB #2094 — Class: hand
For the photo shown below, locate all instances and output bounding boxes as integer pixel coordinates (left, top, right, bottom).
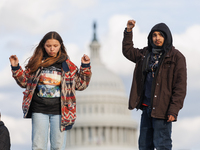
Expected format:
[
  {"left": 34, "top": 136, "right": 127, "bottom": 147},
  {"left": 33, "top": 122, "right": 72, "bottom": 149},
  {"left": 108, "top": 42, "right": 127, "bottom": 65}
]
[
  {"left": 81, "top": 54, "right": 90, "bottom": 64},
  {"left": 167, "top": 115, "right": 175, "bottom": 122},
  {"left": 127, "top": 20, "right": 136, "bottom": 32},
  {"left": 9, "top": 55, "right": 19, "bottom": 67}
]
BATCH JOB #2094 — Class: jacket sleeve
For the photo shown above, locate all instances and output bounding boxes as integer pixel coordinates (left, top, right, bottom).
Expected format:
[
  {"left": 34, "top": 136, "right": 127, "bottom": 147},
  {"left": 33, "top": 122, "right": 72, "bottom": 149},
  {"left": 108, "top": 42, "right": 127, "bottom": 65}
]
[
  {"left": 168, "top": 51, "right": 187, "bottom": 118},
  {"left": 75, "top": 63, "right": 92, "bottom": 91},
  {"left": 11, "top": 66, "right": 30, "bottom": 88},
  {"left": 122, "top": 28, "right": 144, "bottom": 63}
]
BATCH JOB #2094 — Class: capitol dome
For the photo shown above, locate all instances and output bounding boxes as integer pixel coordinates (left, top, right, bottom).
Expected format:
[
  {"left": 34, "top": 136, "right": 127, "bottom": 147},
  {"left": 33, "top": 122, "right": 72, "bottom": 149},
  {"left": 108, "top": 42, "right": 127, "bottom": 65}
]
[{"left": 66, "top": 23, "right": 138, "bottom": 150}]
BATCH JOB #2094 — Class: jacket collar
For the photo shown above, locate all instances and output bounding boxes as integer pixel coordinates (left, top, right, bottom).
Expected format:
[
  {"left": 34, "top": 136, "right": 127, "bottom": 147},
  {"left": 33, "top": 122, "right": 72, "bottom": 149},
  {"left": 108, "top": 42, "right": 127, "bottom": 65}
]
[{"left": 62, "top": 60, "right": 70, "bottom": 72}]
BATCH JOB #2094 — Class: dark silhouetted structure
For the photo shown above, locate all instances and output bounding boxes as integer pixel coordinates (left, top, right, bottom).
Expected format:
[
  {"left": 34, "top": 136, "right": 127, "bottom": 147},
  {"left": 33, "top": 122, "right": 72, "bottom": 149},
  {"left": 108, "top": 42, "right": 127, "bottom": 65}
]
[{"left": 0, "top": 111, "right": 11, "bottom": 150}]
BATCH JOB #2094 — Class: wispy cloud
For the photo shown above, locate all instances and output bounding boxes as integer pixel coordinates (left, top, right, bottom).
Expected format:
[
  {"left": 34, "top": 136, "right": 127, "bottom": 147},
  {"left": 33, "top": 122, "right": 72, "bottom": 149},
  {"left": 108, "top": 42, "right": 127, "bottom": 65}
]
[{"left": 68, "top": 0, "right": 98, "bottom": 9}]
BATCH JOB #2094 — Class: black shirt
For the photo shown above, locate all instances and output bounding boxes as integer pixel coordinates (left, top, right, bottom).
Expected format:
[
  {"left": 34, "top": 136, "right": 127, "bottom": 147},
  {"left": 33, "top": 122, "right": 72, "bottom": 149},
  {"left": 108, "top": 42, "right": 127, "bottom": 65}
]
[{"left": 31, "top": 62, "right": 62, "bottom": 114}]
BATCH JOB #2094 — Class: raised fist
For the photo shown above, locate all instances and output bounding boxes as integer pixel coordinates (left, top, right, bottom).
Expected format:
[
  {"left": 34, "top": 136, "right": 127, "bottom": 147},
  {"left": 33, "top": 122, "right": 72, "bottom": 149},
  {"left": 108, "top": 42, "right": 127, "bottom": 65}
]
[
  {"left": 81, "top": 54, "right": 90, "bottom": 64},
  {"left": 9, "top": 55, "right": 19, "bottom": 67},
  {"left": 127, "top": 20, "right": 136, "bottom": 32}
]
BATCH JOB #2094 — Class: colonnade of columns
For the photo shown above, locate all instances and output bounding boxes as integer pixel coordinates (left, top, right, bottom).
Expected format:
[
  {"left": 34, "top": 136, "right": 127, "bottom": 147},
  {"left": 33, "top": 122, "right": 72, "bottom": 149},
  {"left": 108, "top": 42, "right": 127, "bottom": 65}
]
[
  {"left": 77, "top": 103, "right": 130, "bottom": 116},
  {"left": 67, "top": 126, "right": 137, "bottom": 147}
]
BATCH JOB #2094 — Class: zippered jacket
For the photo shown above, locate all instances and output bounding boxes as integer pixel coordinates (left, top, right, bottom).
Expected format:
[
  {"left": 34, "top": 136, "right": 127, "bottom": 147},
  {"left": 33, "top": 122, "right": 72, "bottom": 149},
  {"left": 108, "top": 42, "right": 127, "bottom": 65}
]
[{"left": 12, "top": 59, "right": 91, "bottom": 131}]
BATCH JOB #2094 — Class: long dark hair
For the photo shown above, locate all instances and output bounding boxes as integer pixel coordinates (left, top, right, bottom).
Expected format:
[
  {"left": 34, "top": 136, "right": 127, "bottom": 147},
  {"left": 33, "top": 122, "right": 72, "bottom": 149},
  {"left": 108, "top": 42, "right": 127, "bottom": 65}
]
[{"left": 25, "top": 31, "right": 68, "bottom": 74}]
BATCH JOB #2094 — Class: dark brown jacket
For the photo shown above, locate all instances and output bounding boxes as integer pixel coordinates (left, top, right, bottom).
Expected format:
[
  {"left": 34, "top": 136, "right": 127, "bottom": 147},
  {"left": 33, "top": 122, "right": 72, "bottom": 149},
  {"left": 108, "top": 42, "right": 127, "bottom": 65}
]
[{"left": 122, "top": 24, "right": 187, "bottom": 120}]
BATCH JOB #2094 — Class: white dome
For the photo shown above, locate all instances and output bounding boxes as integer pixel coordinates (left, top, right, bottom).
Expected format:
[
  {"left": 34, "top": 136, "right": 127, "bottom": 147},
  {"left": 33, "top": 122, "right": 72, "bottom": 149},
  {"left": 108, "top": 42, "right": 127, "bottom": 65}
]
[
  {"left": 66, "top": 23, "right": 138, "bottom": 150},
  {"left": 75, "top": 62, "right": 137, "bottom": 128}
]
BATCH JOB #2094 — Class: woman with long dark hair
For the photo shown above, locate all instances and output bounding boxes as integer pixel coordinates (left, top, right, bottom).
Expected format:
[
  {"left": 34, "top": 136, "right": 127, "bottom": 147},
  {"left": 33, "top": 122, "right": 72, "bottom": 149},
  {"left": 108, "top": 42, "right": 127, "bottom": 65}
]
[{"left": 9, "top": 31, "right": 92, "bottom": 150}]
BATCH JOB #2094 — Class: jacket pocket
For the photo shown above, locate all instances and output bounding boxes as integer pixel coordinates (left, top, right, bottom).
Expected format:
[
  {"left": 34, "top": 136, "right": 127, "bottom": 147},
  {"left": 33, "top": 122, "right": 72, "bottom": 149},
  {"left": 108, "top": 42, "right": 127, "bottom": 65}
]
[{"left": 162, "top": 61, "right": 175, "bottom": 79}]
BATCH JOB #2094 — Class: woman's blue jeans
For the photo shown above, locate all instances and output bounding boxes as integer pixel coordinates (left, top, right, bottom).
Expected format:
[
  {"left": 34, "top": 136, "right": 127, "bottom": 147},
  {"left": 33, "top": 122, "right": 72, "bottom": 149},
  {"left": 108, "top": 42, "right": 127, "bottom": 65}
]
[
  {"left": 139, "top": 106, "right": 172, "bottom": 150},
  {"left": 32, "top": 113, "right": 67, "bottom": 150}
]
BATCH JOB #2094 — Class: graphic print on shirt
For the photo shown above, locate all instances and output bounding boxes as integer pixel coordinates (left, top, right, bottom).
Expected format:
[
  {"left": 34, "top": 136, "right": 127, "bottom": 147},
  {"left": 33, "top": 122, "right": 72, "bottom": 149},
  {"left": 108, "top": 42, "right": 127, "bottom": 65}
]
[{"left": 37, "top": 66, "right": 61, "bottom": 98}]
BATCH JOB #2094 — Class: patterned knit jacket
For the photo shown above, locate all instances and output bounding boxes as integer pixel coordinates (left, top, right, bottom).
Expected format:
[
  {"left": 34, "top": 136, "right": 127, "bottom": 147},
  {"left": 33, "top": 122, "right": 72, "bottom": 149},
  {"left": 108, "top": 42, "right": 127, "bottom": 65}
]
[{"left": 12, "top": 59, "right": 91, "bottom": 131}]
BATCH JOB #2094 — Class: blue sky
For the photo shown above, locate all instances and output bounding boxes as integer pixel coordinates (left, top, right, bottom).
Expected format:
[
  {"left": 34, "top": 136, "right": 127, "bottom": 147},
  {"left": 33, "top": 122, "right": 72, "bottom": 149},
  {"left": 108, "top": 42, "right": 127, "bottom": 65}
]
[{"left": 0, "top": 0, "right": 200, "bottom": 149}]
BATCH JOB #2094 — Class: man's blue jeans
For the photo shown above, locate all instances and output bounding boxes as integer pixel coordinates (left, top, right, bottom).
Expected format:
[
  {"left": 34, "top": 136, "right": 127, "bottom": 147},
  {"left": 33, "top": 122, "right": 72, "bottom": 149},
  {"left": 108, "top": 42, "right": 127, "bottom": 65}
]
[
  {"left": 32, "top": 113, "right": 67, "bottom": 150},
  {"left": 139, "top": 106, "right": 172, "bottom": 150}
]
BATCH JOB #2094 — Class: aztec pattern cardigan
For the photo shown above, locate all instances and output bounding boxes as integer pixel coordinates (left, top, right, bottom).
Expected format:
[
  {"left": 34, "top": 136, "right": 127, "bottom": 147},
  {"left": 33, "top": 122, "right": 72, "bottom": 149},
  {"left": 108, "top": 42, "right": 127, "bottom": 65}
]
[{"left": 12, "top": 59, "right": 91, "bottom": 131}]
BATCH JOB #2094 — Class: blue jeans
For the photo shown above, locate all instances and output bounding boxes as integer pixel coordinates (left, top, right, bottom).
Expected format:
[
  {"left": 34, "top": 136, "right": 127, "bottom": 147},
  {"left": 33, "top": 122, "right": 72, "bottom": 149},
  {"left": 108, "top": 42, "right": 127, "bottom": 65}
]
[
  {"left": 32, "top": 113, "right": 67, "bottom": 150},
  {"left": 139, "top": 107, "right": 172, "bottom": 150}
]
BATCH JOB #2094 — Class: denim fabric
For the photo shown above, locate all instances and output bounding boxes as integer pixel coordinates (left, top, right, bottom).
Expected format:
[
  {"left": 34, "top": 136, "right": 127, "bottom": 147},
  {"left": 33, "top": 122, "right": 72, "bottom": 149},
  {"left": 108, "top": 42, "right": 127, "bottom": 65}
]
[
  {"left": 139, "top": 107, "right": 172, "bottom": 150},
  {"left": 32, "top": 113, "right": 67, "bottom": 150}
]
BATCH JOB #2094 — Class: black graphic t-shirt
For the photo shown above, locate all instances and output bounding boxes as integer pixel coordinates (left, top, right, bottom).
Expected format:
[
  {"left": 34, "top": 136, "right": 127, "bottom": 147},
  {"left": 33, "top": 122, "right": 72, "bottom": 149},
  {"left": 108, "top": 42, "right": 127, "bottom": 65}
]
[{"left": 31, "top": 62, "right": 62, "bottom": 114}]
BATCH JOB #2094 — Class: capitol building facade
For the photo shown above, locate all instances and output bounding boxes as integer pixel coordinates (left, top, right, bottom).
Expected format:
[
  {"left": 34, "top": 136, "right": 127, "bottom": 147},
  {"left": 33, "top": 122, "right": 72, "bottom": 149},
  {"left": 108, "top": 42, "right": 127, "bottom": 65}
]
[{"left": 66, "top": 23, "right": 138, "bottom": 150}]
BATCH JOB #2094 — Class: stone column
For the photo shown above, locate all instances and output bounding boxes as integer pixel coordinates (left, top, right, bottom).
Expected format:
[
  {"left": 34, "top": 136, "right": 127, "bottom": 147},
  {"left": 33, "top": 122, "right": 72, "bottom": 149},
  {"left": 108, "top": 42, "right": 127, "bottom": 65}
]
[
  {"left": 91, "top": 127, "right": 96, "bottom": 145},
  {"left": 83, "top": 127, "right": 89, "bottom": 145},
  {"left": 105, "top": 127, "right": 110, "bottom": 144},
  {"left": 129, "top": 128, "right": 135, "bottom": 146},
  {"left": 97, "top": 127, "right": 103, "bottom": 145},
  {"left": 70, "top": 129, "right": 75, "bottom": 146},
  {"left": 76, "top": 127, "right": 82, "bottom": 145},
  {"left": 133, "top": 129, "right": 137, "bottom": 147},
  {"left": 111, "top": 127, "right": 117, "bottom": 144},
  {"left": 119, "top": 127, "right": 123, "bottom": 145},
  {"left": 123, "top": 128, "right": 127, "bottom": 144}
]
